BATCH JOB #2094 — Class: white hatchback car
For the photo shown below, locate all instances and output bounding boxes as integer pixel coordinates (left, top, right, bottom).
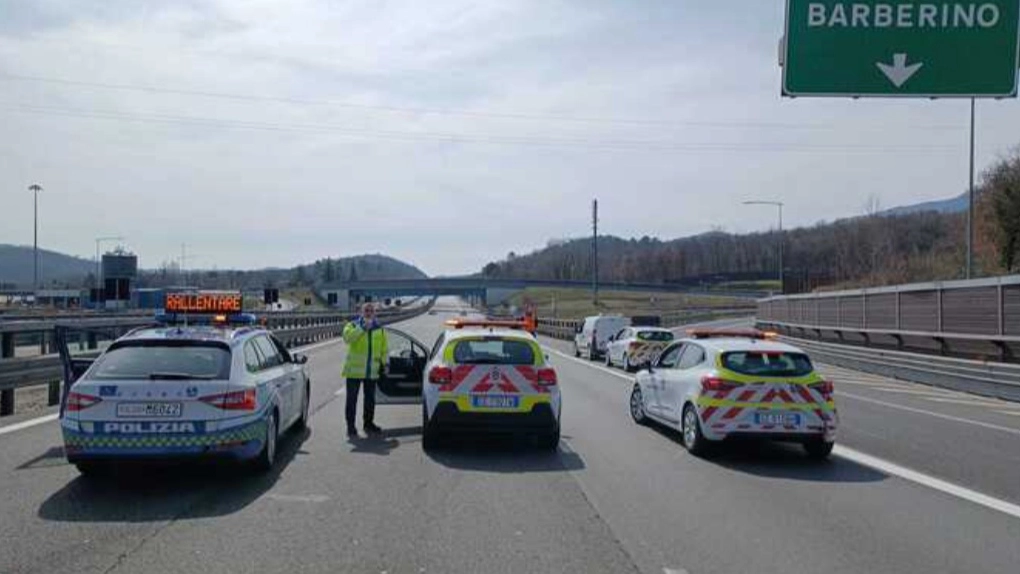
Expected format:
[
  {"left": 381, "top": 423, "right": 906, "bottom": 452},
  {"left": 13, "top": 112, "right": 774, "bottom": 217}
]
[
  {"left": 629, "top": 330, "right": 837, "bottom": 459},
  {"left": 604, "top": 326, "right": 675, "bottom": 371}
]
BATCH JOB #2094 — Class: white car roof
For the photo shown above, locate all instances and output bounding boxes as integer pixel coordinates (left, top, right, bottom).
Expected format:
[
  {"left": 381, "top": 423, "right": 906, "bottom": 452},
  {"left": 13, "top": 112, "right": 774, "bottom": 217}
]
[
  {"left": 684, "top": 337, "right": 806, "bottom": 355},
  {"left": 443, "top": 327, "right": 537, "bottom": 342}
]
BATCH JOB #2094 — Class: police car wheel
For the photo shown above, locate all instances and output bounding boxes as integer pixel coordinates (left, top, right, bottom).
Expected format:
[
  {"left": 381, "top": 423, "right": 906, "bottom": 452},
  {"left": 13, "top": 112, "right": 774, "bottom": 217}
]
[
  {"left": 422, "top": 403, "right": 440, "bottom": 451},
  {"left": 682, "top": 404, "right": 711, "bottom": 457},
  {"left": 630, "top": 386, "right": 648, "bottom": 425},
  {"left": 536, "top": 427, "right": 560, "bottom": 451},
  {"left": 295, "top": 382, "right": 310, "bottom": 431},
  {"left": 803, "top": 439, "right": 834, "bottom": 460},
  {"left": 253, "top": 412, "right": 278, "bottom": 472},
  {"left": 74, "top": 461, "right": 104, "bottom": 477}
]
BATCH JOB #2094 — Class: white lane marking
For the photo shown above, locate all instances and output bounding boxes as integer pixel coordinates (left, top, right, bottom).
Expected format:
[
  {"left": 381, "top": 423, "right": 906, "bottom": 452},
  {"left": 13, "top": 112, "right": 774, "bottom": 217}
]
[
  {"left": 994, "top": 410, "right": 1020, "bottom": 417},
  {"left": 869, "top": 387, "right": 957, "bottom": 397},
  {"left": 335, "top": 388, "right": 345, "bottom": 396},
  {"left": 0, "top": 413, "right": 58, "bottom": 436},
  {"left": 545, "top": 347, "right": 632, "bottom": 382},
  {"left": 837, "top": 391, "right": 1020, "bottom": 437},
  {"left": 828, "top": 380, "right": 911, "bottom": 388},
  {"left": 834, "top": 445, "right": 1020, "bottom": 519},
  {"left": 663, "top": 568, "right": 689, "bottom": 574},
  {"left": 265, "top": 493, "right": 330, "bottom": 503},
  {"left": 924, "top": 396, "right": 1017, "bottom": 408}
]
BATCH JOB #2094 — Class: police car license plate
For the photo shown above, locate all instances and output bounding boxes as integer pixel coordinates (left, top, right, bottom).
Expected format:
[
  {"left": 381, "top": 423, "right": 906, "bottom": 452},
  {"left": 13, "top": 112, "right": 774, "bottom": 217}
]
[
  {"left": 755, "top": 412, "right": 801, "bottom": 427},
  {"left": 471, "top": 395, "right": 519, "bottom": 409},
  {"left": 116, "top": 402, "right": 183, "bottom": 418}
]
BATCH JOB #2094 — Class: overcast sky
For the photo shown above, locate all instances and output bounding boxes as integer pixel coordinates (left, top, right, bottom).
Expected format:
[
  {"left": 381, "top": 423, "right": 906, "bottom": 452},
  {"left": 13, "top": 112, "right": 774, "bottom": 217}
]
[{"left": 1, "top": 0, "right": 1019, "bottom": 276}]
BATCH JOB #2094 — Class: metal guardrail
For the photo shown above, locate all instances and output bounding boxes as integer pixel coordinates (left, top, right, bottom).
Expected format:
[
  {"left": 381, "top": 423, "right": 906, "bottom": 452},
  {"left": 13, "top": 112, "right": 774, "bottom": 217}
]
[
  {"left": 0, "top": 300, "right": 436, "bottom": 417},
  {"left": 778, "top": 335, "right": 1020, "bottom": 403},
  {"left": 757, "top": 275, "right": 1020, "bottom": 362}
]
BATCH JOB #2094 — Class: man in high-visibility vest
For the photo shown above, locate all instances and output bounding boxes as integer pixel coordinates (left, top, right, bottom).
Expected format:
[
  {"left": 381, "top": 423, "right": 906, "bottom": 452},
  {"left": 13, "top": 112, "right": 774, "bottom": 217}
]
[{"left": 342, "top": 303, "right": 388, "bottom": 438}]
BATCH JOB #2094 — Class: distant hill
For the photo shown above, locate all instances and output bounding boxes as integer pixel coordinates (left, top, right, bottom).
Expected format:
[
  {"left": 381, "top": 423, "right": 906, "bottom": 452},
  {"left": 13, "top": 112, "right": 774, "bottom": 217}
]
[
  {"left": 480, "top": 209, "right": 969, "bottom": 291},
  {"left": 138, "top": 253, "right": 428, "bottom": 290},
  {"left": 880, "top": 192, "right": 969, "bottom": 217},
  {"left": 0, "top": 244, "right": 94, "bottom": 288}
]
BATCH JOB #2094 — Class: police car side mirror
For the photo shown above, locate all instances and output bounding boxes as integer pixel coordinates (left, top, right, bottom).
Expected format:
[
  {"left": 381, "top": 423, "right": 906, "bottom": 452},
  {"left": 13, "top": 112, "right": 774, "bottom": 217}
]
[{"left": 293, "top": 353, "right": 309, "bottom": 365}]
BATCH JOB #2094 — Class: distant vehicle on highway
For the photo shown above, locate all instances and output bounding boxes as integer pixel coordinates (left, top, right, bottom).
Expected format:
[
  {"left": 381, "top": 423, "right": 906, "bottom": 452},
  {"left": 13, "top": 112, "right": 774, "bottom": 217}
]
[
  {"left": 604, "top": 326, "right": 674, "bottom": 372},
  {"left": 58, "top": 292, "right": 311, "bottom": 476},
  {"left": 629, "top": 329, "right": 837, "bottom": 459},
  {"left": 420, "top": 319, "right": 561, "bottom": 450},
  {"left": 573, "top": 315, "right": 630, "bottom": 360}
]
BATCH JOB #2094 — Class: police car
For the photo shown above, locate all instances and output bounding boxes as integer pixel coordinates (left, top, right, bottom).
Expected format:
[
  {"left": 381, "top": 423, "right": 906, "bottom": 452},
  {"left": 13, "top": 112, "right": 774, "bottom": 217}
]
[
  {"left": 419, "top": 320, "right": 561, "bottom": 450},
  {"left": 629, "top": 329, "right": 837, "bottom": 459},
  {"left": 59, "top": 292, "right": 311, "bottom": 475}
]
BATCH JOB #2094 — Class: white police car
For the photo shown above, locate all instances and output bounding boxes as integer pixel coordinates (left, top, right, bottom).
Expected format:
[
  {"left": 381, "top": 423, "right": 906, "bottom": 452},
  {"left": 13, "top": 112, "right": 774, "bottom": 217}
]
[{"left": 60, "top": 297, "right": 310, "bottom": 475}]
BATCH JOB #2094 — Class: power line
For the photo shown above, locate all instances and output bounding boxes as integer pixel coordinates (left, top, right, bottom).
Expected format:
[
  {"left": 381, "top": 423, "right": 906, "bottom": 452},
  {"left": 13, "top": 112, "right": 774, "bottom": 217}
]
[
  {"left": 0, "top": 72, "right": 967, "bottom": 132},
  {"left": 0, "top": 101, "right": 963, "bottom": 154}
]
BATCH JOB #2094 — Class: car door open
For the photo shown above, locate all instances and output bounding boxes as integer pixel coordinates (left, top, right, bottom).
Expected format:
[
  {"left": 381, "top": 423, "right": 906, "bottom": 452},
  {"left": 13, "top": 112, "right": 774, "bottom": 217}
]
[{"left": 375, "top": 327, "right": 428, "bottom": 404}]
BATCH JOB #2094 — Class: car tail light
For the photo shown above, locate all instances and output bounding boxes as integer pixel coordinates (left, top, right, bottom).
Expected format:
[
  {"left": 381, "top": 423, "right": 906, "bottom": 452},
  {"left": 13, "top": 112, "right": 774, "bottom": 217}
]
[
  {"left": 200, "top": 389, "right": 257, "bottom": 411},
  {"left": 428, "top": 366, "right": 453, "bottom": 385},
  {"left": 700, "top": 376, "right": 741, "bottom": 392},
  {"left": 537, "top": 368, "right": 558, "bottom": 386},
  {"left": 809, "top": 380, "right": 834, "bottom": 399},
  {"left": 65, "top": 392, "right": 101, "bottom": 412}
]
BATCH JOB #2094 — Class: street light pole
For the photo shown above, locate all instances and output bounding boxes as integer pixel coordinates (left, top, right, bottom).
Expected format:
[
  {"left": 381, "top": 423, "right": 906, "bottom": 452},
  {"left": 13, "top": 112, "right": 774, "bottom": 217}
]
[
  {"left": 28, "top": 185, "right": 42, "bottom": 297},
  {"left": 743, "top": 200, "right": 785, "bottom": 293}
]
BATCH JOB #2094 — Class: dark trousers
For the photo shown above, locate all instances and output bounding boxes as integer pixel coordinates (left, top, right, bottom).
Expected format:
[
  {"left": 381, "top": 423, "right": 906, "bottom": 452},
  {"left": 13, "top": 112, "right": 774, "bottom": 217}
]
[{"left": 345, "top": 378, "right": 376, "bottom": 429}]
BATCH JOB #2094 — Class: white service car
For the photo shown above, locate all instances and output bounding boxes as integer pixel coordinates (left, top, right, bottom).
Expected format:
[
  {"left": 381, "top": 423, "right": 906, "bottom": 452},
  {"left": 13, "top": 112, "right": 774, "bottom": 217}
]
[
  {"left": 60, "top": 318, "right": 311, "bottom": 475},
  {"left": 604, "top": 326, "right": 675, "bottom": 371},
  {"left": 421, "top": 320, "right": 562, "bottom": 450},
  {"left": 573, "top": 315, "right": 630, "bottom": 360},
  {"left": 629, "top": 330, "right": 837, "bottom": 459}
]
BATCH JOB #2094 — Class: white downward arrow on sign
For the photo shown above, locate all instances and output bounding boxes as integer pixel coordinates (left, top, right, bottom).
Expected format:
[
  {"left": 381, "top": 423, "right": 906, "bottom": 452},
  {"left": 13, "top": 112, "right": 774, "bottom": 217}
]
[{"left": 876, "top": 53, "right": 923, "bottom": 88}]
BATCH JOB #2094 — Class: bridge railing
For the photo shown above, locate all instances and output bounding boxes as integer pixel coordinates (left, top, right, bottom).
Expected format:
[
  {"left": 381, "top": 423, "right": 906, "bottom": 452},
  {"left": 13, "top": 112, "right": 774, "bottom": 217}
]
[{"left": 756, "top": 275, "right": 1020, "bottom": 363}]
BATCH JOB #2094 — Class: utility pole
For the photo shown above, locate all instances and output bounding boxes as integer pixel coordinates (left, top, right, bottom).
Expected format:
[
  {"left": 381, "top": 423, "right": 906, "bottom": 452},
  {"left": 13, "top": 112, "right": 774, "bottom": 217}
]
[
  {"left": 966, "top": 98, "right": 976, "bottom": 279},
  {"left": 28, "top": 184, "right": 42, "bottom": 298},
  {"left": 592, "top": 199, "right": 599, "bottom": 306}
]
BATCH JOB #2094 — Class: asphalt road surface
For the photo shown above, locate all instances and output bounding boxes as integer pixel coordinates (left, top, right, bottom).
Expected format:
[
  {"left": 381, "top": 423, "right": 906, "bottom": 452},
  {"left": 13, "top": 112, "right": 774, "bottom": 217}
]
[{"left": 1, "top": 298, "right": 1018, "bottom": 574}]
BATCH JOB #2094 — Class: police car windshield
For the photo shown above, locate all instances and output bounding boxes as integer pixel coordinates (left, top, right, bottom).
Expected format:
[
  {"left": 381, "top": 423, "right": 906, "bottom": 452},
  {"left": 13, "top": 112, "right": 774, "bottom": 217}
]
[
  {"left": 88, "top": 341, "right": 232, "bottom": 381},
  {"left": 721, "top": 351, "right": 814, "bottom": 378},
  {"left": 453, "top": 339, "right": 535, "bottom": 365},
  {"left": 637, "top": 330, "right": 673, "bottom": 342}
]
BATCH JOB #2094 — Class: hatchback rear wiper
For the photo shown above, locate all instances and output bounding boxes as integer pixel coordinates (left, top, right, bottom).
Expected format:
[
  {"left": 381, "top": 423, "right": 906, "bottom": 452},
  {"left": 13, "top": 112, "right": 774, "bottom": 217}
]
[{"left": 148, "top": 372, "right": 215, "bottom": 380}]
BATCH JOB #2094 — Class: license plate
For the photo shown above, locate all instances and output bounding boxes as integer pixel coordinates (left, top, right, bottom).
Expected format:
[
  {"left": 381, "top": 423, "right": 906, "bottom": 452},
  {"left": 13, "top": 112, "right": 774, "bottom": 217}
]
[
  {"left": 116, "top": 402, "right": 183, "bottom": 418},
  {"left": 755, "top": 412, "right": 801, "bottom": 427},
  {"left": 471, "top": 395, "right": 519, "bottom": 409}
]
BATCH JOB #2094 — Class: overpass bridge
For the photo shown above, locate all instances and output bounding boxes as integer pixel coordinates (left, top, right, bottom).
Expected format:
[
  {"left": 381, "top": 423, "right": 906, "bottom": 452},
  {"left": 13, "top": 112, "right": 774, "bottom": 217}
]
[{"left": 320, "top": 278, "right": 764, "bottom": 309}]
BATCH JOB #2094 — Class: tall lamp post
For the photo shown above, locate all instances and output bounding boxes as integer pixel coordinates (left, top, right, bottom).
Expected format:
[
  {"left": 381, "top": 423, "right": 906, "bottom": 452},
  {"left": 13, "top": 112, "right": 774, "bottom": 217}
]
[
  {"left": 28, "top": 185, "right": 42, "bottom": 298},
  {"left": 743, "top": 200, "right": 785, "bottom": 294},
  {"left": 95, "top": 236, "right": 124, "bottom": 307}
]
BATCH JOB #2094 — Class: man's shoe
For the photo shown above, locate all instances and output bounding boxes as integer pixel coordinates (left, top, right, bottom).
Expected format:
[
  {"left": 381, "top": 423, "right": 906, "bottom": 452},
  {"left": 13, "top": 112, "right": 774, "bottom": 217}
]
[
  {"left": 347, "top": 427, "right": 359, "bottom": 439},
  {"left": 364, "top": 423, "right": 383, "bottom": 434}
]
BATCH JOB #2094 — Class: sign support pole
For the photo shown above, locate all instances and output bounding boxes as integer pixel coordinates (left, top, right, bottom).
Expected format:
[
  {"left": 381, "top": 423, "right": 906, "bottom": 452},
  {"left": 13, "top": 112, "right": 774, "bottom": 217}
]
[{"left": 967, "top": 98, "right": 976, "bottom": 279}]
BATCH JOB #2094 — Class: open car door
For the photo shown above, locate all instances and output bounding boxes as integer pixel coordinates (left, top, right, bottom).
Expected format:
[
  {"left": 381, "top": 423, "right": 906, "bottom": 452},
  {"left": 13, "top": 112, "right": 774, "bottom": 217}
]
[
  {"left": 54, "top": 325, "right": 125, "bottom": 416},
  {"left": 375, "top": 327, "right": 427, "bottom": 405}
]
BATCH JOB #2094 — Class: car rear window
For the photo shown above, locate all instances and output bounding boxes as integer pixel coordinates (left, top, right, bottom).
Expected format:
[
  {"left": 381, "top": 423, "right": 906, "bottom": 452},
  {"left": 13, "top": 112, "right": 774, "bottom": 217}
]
[
  {"left": 88, "top": 341, "right": 232, "bottom": 380},
  {"left": 637, "top": 330, "right": 674, "bottom": 342},
  {"left": 452, "top": 338, "right": 536, "bottom": 365},
  {"left": 721, "top": 351, "right": 814, "bottom": 377}
]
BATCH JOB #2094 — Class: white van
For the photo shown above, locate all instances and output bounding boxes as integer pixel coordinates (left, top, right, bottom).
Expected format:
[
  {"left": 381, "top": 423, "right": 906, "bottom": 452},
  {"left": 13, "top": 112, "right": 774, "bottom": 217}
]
[{"left": 573, "top": 315, "right": 631, "bottom": 360}]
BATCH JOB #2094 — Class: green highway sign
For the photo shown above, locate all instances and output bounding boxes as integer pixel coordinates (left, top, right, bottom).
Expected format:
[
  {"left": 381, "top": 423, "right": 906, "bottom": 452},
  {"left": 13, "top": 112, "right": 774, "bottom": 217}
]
[{"left": 782, "top": 0, "right": 1020, "bottom": 97}]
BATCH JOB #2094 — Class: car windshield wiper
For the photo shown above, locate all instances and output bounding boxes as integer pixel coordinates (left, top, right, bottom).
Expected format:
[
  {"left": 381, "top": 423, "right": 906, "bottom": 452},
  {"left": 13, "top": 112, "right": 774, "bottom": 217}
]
[
  {"left": 148, "top": 372, "right": 216, "bottom": 380},
  {"left": 461, "top": 358, "right": 505, "bottom": 365}
]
